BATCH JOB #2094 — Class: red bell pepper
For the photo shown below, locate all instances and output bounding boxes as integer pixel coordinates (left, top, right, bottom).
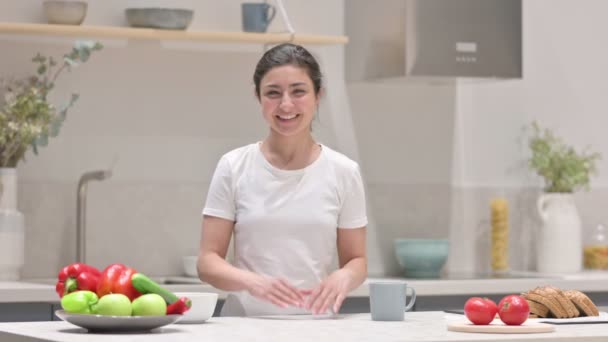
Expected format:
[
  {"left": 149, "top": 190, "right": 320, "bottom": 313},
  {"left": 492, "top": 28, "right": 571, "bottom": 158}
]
[
  {"left": 96, "top": 263, "right": 141, "bottom": 301},
  {"left": 166, "top": 297, "right": 192, "bottom": 315},
  {"left": 55, "top": 263, "right": 101, "bottom": 298}
]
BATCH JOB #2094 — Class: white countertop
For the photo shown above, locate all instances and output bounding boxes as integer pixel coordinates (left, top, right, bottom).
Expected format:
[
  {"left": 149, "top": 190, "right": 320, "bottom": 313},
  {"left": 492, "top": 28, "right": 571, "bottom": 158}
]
[
  {"left": 2, "top": 271, "right": 608, "bottom": 304},
  {"left": 1, "top": 312, "right": 607, "bottom": 342}
]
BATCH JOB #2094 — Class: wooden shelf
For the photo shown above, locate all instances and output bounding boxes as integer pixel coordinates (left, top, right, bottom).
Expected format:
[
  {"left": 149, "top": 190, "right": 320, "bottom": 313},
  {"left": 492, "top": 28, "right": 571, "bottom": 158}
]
[{"left": 0, "top": 22, "right": 348, "bottom": 45}]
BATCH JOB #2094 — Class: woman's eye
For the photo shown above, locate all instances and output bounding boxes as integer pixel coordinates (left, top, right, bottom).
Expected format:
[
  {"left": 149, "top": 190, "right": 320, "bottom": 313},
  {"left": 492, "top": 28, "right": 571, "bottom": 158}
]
[
  {"left": 292, "top": 89, "right": 306, "bottom": 96},
  {"left": 265, "top": 91, "right": 280, "bottom": 97}
]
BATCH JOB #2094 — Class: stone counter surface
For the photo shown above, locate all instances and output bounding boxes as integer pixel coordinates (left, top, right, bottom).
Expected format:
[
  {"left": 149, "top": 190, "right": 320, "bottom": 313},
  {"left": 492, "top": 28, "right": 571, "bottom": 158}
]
[
  {"left": 3, "top": 271, "right": 608, "bottom": 303},
  {"left": 1, "top": 312, "right": 607, "bottom": 342}
]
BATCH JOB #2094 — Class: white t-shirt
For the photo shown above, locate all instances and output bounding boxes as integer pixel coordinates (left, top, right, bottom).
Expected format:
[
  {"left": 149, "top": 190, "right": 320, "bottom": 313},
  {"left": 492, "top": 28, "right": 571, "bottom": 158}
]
[{"left": 202, "top": 142, "right": 367, "bottom": 316}]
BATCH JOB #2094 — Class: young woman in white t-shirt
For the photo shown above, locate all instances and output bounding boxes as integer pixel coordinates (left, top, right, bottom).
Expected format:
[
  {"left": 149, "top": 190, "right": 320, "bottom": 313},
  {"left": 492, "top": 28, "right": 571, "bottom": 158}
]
[{"left": 198, "top": 43, "right": 368, "bottom": 317}]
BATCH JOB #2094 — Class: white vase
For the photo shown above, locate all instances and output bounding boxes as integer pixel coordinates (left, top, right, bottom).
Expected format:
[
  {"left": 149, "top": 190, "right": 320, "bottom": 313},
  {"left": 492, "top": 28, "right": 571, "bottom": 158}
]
[
  {"left": 536, "top": 193, "right": 582, "bottom": 274},
  {"left": 0, "top": 168, "right": 25, "bottom": 281}
]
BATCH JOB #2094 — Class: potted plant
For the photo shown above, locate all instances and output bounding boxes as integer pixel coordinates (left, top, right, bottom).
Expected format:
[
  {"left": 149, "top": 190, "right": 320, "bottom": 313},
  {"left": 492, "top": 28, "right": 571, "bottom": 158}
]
[
  {"left": 528, "top": 121, "right": 601, "bottom": 274},
  {"left": 0, "top": 40, "right": 102, "bottom": 280},
  {"left": 0, "top": 40, "right": 102, "bottom": 168}
]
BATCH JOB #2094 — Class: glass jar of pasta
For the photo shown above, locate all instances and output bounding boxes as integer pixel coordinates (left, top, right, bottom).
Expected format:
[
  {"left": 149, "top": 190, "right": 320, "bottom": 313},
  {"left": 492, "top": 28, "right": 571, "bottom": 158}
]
[
  {"left": 490, "top": 198, "right": 509, "bottom": 273},
  {"left": 583, "top": 224, "right": 608, "bottom": 269}
]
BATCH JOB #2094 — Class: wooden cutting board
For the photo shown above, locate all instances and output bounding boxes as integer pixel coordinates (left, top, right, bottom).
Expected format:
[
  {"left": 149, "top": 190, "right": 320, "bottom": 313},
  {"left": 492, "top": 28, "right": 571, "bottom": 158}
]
[{"left": 447, "top": 321, "right": 555, "bottom": 334}]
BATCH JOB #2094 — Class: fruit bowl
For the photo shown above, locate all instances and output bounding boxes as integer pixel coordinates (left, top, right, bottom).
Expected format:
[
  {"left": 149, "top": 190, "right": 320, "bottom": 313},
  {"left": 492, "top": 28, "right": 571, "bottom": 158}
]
[{"left": 55, "top": 310, "right": 181, "bottom": 332}]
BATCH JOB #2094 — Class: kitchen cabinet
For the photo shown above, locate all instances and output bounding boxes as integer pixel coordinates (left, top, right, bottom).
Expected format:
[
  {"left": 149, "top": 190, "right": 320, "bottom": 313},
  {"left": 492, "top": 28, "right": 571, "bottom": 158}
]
[{"left": 0, "top": 303, "right": 56, "bottom": 322}]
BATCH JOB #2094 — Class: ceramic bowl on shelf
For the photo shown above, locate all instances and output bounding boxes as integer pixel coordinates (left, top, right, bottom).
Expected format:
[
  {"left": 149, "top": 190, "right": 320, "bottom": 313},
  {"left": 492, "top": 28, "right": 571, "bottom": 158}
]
[
  {"left": 125, "top": 8, "right": 194, "bottom": 30},
  {"left": 394, "top": 238, "right": 449, "bottom": 278},
  {"left": 43, "top": 1, "right": 87, "bottom": 25}
]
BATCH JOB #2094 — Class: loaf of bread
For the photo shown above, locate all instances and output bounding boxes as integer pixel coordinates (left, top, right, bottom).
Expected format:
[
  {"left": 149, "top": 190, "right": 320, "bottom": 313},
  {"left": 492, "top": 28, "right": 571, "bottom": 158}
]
[{"left": 521, "top": 286, "right": 599, "bottom": 318}]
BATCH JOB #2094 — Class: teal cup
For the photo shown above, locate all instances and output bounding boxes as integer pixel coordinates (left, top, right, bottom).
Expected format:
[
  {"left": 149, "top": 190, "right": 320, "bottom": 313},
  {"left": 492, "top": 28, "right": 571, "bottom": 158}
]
[
  {"left": 369, "top": 280, "right": 416, "bottom": 321},
  {"left": 241, "top": 3, "right": 276, "bottom": 33}
]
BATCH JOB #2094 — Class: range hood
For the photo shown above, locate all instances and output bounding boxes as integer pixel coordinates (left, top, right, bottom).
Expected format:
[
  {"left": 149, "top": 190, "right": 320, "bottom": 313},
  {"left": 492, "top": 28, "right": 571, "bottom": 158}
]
[{"left": 344, "top": 0, "right": 522, "bottom": 82}]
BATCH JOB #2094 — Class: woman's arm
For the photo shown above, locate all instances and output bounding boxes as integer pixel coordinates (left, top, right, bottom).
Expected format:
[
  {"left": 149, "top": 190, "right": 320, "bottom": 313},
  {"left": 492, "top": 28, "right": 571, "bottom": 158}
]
[
  {"left": 197, "top": 215, "right": 250, "bottom": 291},
  {"left": 305, "top": 226, "right": 367, "bottom": 314},
  {"left": 198, "top": 215, "right": 306, "bottom": 307}
]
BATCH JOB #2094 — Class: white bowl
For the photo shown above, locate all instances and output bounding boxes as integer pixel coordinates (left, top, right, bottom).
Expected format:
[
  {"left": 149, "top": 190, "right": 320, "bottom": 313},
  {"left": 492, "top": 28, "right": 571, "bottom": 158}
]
[
  {"left": 43, "top": 1, "right": 87, "bottom": 25},
  {"left": 174, "top": 292, "right": 218, "bottom": 323},
  {"left": 182, "top": 256, "right": 198, "bottom": 277}
]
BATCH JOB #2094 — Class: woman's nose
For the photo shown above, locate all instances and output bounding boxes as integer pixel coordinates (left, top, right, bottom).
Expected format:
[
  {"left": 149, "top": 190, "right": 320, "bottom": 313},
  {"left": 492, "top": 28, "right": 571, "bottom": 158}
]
[{"left": 279, "top": 92, "right": 294, "bottom": 109}]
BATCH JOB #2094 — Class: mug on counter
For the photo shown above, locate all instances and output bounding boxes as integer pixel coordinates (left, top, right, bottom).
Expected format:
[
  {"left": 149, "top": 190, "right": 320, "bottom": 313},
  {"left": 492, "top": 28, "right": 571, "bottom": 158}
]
[
  {"left": 241, "top": 2, "right": 276, "bottom": 32},
  {"left": 369, "top": 280, "right": 416, "bottom": 321}
]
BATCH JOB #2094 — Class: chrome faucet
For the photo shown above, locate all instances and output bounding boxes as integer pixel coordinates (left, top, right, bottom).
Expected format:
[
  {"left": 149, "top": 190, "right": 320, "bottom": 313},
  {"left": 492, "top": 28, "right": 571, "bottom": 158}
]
[{"left": 76, "top": 170, "right": 112, "bottom": 264}]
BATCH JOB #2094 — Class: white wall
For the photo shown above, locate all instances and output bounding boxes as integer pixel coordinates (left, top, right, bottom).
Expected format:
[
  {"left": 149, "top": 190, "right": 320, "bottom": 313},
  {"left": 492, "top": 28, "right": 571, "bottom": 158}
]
[
  {"left": 456, "top": 0, "right": 608, "bottom": 187},
  {"left": 0, "top": 0, "right": 347, "bottom": 277},
  {"left": 448, "top": 0, "right": 608, "bottom": 273},
  {"left": 4, "top": 0, "right": 606, "bottom": 280}
]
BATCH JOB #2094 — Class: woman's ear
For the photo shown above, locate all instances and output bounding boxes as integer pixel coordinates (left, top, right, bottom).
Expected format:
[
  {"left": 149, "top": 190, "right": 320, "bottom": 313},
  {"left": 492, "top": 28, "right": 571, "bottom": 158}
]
[{"left": 316, "top": 87, "right": 325, "bottom": 103}]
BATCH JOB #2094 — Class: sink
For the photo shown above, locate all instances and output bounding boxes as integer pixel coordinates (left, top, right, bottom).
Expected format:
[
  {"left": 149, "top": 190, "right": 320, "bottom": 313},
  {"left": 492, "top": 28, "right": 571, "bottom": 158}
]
[{"left": 155, "top": 276, "right": 204, "bottom": 285}]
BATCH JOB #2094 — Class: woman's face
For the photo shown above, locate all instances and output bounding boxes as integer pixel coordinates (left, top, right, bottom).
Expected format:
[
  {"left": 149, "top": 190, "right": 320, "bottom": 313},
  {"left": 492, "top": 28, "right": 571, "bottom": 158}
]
[{"left": 258, "top": 65, "right": 319, "bottom": 138}]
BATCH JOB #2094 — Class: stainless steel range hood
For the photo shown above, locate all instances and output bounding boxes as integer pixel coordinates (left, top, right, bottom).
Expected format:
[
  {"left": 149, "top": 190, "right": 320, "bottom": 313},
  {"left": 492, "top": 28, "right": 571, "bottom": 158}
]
[{"left": 345, "top": 0, "right": 522, "bottom": 82}]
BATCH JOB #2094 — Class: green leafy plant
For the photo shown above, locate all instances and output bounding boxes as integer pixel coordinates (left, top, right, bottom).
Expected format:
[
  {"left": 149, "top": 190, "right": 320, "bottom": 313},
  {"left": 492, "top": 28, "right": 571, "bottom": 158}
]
[
  {"left": 0, "top": 40, "right": 103, "bottom": 167},
  {"left": 528, "top": 121, "right": 601, "bottom": 193}
]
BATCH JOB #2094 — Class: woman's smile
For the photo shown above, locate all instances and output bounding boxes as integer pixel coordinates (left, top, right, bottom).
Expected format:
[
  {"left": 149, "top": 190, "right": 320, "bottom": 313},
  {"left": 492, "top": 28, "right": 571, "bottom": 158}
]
[{"left": 276, "top": 113, "right": 301, "bottom": 122}]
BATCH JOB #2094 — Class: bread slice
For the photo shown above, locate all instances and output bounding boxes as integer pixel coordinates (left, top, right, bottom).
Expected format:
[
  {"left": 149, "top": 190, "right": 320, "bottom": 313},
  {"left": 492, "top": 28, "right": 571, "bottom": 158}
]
[
  {"left": 526, "top": 299, "right": 549, "bottom": 318},
  {"left": 543, "top": 286, "right": 579, "bottom": 318},
  {"left": 523, "top": 287, "right": 569, "bottom": 318},
  {"left": 563, "top": 290, "right": 600, "bottom": 317}
]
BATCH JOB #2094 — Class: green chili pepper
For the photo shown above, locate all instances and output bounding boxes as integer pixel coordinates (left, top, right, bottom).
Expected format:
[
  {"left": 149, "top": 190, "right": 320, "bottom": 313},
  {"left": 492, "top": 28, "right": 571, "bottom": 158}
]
[{"left": 60, "top": 290, "right": 99, "bottom": 314}]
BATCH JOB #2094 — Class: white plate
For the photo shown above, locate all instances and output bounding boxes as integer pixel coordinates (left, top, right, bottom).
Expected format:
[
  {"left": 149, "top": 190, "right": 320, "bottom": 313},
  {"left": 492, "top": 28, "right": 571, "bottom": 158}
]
[{"left": 55, "top": 310, "right": 182, "bottom": 332}]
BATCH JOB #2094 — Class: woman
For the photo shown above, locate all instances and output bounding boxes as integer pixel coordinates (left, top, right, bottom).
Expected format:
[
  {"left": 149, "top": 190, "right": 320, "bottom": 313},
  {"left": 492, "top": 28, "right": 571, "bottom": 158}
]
[{"left": 198, "top": 43, "right": 367, "bottom": 317}]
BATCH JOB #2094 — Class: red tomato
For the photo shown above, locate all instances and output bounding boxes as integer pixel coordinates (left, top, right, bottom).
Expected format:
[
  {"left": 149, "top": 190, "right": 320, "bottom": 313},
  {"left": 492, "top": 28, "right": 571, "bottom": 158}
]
[
  {"left": 464, "top": 297, "right": 498, "bottom": 325},
  {"left": 498, "top": 295, "right": 530, "bottom": 325}
]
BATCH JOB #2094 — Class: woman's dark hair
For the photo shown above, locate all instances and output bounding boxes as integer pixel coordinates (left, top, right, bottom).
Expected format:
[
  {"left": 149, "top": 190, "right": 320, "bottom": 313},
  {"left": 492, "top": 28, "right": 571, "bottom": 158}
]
[{"left": 253, "top": 43, "right": 323, "bottom": 98}]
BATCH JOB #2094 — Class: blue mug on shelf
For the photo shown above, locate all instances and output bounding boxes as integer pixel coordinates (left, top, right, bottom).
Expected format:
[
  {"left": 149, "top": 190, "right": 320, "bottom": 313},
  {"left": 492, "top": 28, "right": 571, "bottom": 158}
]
[{"left": 241, "top": 3, "right": 276, "bottom": 33}]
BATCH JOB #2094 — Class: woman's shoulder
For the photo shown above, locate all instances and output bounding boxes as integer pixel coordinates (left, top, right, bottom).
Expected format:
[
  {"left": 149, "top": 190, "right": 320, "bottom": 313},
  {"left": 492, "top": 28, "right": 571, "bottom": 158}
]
[
  {"left": 320, "top": 144, "right": 360, "bottom": 172},
  {"left": 220, "top": 143, "right": 259, "bottom": 163}
]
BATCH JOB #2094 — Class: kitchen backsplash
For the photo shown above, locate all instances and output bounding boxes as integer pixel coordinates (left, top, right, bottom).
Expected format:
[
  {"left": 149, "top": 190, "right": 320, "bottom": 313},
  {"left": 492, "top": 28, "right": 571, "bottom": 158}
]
[{"left": 19, "top": 176, "right": 607, "bottom": 279}]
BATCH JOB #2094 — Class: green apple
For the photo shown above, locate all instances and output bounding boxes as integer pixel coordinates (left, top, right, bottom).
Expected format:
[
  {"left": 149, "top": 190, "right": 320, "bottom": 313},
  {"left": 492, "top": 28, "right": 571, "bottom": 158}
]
[
  {"left": 95, "top": 293, "right": 132, "bottom": 316},
  {"left": 131, "top": 293, "right": 167, "bottom": 316}
]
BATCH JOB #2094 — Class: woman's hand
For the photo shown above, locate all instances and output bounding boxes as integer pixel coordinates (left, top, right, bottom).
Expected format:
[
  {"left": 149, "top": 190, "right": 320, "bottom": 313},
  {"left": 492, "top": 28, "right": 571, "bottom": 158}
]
[
  {"left": 304, "top": 269, "right": 355, "bottom": 314},
  {"left": 247, "top": 274, "right": 306, "bottom": 308}
]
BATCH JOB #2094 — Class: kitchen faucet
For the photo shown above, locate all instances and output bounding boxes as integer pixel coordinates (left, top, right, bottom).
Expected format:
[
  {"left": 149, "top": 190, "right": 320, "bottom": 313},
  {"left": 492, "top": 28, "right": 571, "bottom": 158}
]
[{"left": 76, "top": 170, "right": 112, "bottom": 264}]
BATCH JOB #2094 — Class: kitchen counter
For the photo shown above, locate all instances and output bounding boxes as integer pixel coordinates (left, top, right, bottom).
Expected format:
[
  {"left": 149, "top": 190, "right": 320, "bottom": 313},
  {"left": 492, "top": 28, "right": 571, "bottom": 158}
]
[
  {"left": 5, "top": 271, "right": 608, "bottom": 303},
  {"left": 1, "top": 312, "right": 607, "bottom": 342}
]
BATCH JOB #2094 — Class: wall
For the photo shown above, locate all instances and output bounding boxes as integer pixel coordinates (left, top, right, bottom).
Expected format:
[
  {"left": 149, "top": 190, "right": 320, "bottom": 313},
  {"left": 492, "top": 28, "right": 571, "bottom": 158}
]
[
  {"left": 448, "top": 0, "right": 608, "bottom": 274},
  {"left": 4, "top": 0, "right": 606, "bottom": 280},
  {"left": 347, "top": 82, "right": 456, "bottom": 275},
  {"left": 347, "top": 0, "right": 608, "bottom": 276},
  {"left": 0, "top": 0, "right": 346, "bottom": 277}
]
